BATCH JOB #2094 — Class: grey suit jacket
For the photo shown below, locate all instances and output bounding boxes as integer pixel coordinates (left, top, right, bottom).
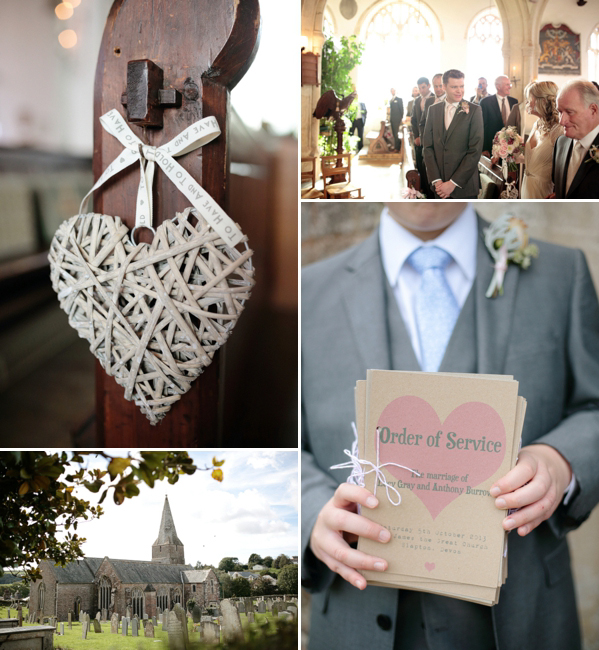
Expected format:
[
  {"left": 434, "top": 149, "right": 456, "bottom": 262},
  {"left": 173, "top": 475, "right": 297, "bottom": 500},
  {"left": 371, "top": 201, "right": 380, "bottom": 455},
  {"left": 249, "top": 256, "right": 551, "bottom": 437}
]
[
  {"left": 302, "top": 218, "right": 599, "bottom": 650},
  {"left": 422, "top": 101, "right": 483, "bottom": 199}
]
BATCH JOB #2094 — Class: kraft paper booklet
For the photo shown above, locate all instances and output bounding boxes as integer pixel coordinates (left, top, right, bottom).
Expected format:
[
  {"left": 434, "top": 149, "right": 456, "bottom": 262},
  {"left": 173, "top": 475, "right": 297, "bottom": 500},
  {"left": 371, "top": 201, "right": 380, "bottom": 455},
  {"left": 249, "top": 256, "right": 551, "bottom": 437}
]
[{"left": 355, "top": 370, "right": 525, "bottom": 606}]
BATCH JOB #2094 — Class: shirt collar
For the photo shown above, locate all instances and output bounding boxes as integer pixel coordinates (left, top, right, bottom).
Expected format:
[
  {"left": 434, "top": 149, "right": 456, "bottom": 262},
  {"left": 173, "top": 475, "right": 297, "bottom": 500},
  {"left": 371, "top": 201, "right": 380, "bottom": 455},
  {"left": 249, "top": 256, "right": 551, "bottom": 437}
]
[
  {"left": 445, "top": 99, "right": 460, "bottom": 108},
  {"left": 380, "top": 205, "right": 478, "bottom": 286},
  {"left": 578, "top": 122, "right": 599, "bottom": 150}
]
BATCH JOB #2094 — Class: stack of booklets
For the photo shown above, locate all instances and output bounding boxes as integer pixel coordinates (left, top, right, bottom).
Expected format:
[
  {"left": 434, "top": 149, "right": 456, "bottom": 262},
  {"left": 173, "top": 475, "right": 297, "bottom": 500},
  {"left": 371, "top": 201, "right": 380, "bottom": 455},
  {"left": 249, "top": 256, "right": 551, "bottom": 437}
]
[{"left": 355, "top": 370, "right": 526, "bottom": 606}]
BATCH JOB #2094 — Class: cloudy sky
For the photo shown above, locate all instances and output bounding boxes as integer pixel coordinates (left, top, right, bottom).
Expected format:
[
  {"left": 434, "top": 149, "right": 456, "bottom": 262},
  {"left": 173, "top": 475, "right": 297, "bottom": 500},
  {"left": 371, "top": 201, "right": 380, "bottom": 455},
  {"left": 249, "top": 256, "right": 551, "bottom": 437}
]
[{"left": 61, "top": 450, "right": 298, "bottom": 567}]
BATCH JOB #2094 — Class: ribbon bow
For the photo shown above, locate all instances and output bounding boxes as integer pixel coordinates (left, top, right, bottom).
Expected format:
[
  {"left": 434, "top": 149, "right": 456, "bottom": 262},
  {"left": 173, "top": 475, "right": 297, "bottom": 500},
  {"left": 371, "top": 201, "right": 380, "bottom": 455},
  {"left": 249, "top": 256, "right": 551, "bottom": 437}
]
[{"left": 79, "top": 108, "right": 243, "bottom": 247}]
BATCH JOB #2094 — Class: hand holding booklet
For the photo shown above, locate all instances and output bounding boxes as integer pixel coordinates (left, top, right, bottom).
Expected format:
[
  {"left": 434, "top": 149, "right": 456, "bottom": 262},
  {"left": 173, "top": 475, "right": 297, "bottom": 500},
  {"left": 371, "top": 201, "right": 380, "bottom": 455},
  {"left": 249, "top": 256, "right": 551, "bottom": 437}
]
[{"left": 353, "top": 370, "right": 525, "bottom": 606}]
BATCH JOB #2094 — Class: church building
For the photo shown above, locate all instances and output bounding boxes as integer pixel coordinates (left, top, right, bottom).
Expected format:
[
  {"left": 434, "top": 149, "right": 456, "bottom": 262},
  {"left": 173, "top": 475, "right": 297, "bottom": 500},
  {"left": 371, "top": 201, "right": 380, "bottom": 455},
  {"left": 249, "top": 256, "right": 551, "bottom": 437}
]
[{"left": 29, "top": 496, "right": 219, "bottom": 621}]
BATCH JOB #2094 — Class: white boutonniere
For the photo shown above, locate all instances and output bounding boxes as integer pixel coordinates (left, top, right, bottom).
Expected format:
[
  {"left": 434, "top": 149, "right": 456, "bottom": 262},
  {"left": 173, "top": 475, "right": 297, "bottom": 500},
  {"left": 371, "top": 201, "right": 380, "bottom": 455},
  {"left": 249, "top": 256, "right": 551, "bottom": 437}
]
[
  {"left": 458, "top": 100, "right": 470, "bottom": 115},
  {"left": 585, "top": 145, "right": 599, "bottom": 164},
  {"left": 484, "top": 215, "right": 539, "bottom": 298}
]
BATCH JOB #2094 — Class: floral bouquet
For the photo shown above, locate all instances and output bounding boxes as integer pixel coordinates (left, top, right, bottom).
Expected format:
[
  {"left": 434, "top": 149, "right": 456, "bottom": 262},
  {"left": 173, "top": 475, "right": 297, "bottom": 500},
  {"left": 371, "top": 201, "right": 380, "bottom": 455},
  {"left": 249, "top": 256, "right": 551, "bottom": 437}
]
[
  {"left": 491, "top": 126, "right": 524, "bottom": 174},
  {"left": 401, "top": 187, "right": 426, "bottom": 199}
]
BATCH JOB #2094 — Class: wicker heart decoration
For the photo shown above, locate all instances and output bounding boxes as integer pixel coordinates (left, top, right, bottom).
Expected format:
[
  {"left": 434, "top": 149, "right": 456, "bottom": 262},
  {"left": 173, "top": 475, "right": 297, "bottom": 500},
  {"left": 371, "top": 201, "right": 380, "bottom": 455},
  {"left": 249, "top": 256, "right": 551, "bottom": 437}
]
[{"left": 48, "top": 208, "right": 254, "bottom": 424}]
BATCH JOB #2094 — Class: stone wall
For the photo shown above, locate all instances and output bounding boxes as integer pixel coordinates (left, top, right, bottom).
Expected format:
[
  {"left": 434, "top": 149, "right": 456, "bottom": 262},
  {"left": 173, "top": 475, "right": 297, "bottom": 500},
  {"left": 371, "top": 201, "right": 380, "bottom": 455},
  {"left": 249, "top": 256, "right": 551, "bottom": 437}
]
[{"left": 56, "top": 583, "right": 94, "bottom": 622}]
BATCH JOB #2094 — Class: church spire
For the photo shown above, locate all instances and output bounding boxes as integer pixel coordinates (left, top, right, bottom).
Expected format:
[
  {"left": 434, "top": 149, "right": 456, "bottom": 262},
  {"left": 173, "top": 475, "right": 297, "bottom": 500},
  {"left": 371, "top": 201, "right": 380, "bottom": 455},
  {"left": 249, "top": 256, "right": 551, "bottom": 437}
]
[{"left": 152, "top": 496, "right": 185, "bottom": 564}]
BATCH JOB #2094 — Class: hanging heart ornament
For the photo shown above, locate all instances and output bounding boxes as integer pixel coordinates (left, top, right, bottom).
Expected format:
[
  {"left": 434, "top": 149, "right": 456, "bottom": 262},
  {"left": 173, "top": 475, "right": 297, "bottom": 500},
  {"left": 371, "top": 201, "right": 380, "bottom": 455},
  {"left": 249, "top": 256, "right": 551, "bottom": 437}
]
[{"left": 48, "top": 110, "right": 254, "bottom": 424}]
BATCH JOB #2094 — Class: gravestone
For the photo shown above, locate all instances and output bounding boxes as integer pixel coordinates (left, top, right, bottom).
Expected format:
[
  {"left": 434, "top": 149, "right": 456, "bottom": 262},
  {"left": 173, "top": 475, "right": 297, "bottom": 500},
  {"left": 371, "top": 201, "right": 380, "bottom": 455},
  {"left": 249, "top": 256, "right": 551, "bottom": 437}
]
[
  {"left": 132, "top": 618, "right": 139, "bottom": 637},
  {"left": 17, "top": 605, "right": 22, "bottom": 627},
  {"left": 122, "top": 617, "right": 129, "bottom": 636},
  {"left": 287, "top": 604, "right": 298, "bottom": 618},
  {"left": 221, "top": 599, "right": 243, "bottom": 642},
  {"left": 257, "top": 601, "right": 266, "bottom": 613},
  {"left": 102, "top": 608, "right": 108, "bottom": 621},
  {"left": 111, "top": 612, "right": 119, "bottom": 633},
  {"left": 79, "top": 611, "right": 83, "bottom": 623},
  {"left": 143, "top": 613, "right": 148, "bottom": 620},
  {"left": 278, "top": 611, "right": 292, "bottom": 621},
  {"left": 82, "top": 621, "right": 88, "bottom": 639},
  {"left": 201, "top": 621, "right": 220, "bottom": 644},
  {"left": 245, "top": 598, "right": 254, "bottom": 613},
  {"left": 248, "top": 611, "right": 255, "bottom": 623},
  {"left": 192, "top": 603, "right": 202, "bottom": 623},
  {"left": 265, "top": 599, "right": 273, "bottom": 612},
  {"left": 126, "top": 607, "right": 131, "bottom": 619},
  {"left": 145, "top": 620, "right": 155, "bottom": 638},
  {"left": 6, "top": 608, "right": 10, "bottom": 618},
  {"left": 96, "top": 611, "right": 101, "bottom": 621},
  {"left": 152, "top": 616, "right": 157, "bottom": 626},
  {"left": 167, "top": 609, "right": 186, "bottom": 650},
  {"left": 93, "top": 619, "right": 102, "bottom": 633},
  {"left": 237, "top": 601, "right": 245, "bottom": 614},
  {"left": 68, "top": 612, "right": 72, "bottom": 629}
]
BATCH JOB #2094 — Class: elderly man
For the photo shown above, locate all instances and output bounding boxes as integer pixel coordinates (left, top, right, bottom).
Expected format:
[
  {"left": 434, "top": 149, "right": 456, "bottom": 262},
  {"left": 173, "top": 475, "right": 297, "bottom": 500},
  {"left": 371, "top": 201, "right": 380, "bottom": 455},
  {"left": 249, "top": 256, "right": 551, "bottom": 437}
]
[
  {"left": 551, "top": 80, "right": 599, "bottom": 199},
  {"left": 480, "top": 75, "right": 518, "bottom": 155}
]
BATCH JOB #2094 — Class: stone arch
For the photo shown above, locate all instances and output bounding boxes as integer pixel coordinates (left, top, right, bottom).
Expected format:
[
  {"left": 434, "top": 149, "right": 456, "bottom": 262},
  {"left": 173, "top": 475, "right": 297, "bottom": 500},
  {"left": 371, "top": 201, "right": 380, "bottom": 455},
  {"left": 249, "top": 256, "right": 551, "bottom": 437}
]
[
  {"left": 131, "top": 588, "right": 144, "bottom": 618},
  {"left": 38, "top": 582, "right": 46, "bottom": 612},
  {"left": 172, "top": 586, "right": 182, "bottom": 606},
  {"left": 157, "top": 587, "right": 169, "bottom": 612},
  {"left": 74, "top": 596, "right": 81, "bottom": 618},
  {"left": 98, "top": 575, "right": 111, "bottom": 612}
]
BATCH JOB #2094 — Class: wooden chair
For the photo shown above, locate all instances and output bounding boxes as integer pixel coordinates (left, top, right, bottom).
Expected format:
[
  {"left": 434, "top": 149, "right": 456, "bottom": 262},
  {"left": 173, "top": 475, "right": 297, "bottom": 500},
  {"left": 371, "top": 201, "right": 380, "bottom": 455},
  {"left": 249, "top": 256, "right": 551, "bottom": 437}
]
[
  {"left": 321, "top": 153, "right": 363, "bottom": 199},
  {"left": 301, "top": 156, "right": 323, "bottom": 198},
  {"left": 301, "top": 156, "right": 317, "bottom": 189}
]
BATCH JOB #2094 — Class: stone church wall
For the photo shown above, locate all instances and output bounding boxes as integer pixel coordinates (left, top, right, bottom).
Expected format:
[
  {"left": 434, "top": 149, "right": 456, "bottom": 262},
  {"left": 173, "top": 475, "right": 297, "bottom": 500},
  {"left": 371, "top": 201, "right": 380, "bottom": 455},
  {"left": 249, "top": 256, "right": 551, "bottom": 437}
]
[{"left": 56, "top": 583, "right": 94, "bottom": 621}]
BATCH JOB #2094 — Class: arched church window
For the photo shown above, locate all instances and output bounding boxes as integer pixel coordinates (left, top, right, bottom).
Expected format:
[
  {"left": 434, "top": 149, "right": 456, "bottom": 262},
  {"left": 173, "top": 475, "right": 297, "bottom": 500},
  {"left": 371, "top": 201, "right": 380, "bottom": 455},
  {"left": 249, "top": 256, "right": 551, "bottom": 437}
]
[
  {"left": 131, "top": 588, "right": 144, "bottom": 618},
  {"left": 322, "top": 6, "right": 336, "bottom": 38},
  {"left": 38, "top": 583, "right": 46, "bottom": 610},
  {"left": 466, "top": 8, "right": 504, "bottom": 94},
  {"left": 589, "top": 25, "right": 599, "bottom": 82},
  {"left": 74, "top": 596, "right": 81, "bottom": 617},
  {"left": 157, "top": 588, "right": 168, "bottom": 612},
  {"left": 358, "top": 1, "right": 440, "bottom": 116},
  {"left": 98, "top": 576, "right": 111, "bottom": 612}
]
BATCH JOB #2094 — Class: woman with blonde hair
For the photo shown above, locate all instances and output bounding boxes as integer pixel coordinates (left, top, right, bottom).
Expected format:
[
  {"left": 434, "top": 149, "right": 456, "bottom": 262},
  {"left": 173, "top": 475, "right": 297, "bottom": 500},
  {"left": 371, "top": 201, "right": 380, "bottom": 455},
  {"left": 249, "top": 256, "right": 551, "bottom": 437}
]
[{"left": 519, "top": 80, "right": 562, "bottom": 198}]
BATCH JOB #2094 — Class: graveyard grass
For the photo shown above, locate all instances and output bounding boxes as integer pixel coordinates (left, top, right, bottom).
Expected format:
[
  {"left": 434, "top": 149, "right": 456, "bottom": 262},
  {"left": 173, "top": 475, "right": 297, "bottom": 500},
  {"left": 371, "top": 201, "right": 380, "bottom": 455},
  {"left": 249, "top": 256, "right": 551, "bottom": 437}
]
[{"left": 1, "top": 607, "right": 280, "bottom": 649}]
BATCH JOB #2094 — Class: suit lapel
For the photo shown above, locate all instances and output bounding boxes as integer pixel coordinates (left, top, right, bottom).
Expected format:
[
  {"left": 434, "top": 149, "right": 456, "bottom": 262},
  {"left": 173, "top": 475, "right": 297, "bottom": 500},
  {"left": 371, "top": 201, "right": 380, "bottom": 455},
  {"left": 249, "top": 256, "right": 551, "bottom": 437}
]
[
  {"left": 341, "top": 232, "right": 392, "bottom": 372},
  {"left": 554, "top": 136, "right": 572, "bottom": 198},
  {"left": 567, "top": 131, "right": 599, "bottom": 197},
  {"left": 474, "top": 216, "right": 520, "bottom": 375}
]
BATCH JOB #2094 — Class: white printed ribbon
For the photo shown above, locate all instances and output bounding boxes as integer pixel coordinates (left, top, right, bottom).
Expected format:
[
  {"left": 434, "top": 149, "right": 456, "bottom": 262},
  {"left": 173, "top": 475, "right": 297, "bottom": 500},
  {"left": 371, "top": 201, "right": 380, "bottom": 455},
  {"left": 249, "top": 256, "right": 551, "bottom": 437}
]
[
  {"left": 330, "top": 424, "right": 420, "bottom": 507},
  {"left": 485, "top": 243, "right": 508, "bottom": 298},
  {"left": 79, "top": 108, "right": 243, "bottom": 247}
]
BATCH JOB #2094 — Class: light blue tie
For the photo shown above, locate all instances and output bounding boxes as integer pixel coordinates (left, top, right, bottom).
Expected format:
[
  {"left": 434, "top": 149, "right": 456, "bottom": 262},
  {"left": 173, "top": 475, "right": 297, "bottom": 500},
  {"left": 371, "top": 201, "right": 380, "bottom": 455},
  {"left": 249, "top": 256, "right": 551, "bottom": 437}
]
[{"left": 408, "top": 246, "right": 459, "bottom": 372}]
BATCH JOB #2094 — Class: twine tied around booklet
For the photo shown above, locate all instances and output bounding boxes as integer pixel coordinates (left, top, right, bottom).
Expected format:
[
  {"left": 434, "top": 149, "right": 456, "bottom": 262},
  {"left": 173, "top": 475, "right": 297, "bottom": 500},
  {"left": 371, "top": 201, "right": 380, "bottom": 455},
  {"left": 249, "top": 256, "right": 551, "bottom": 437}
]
[
  {"left": 330, "top": 424, "right": 421, "bottom": 506},
  {"left": 48, "top": 109, "right": 254, "bottom": 424}
]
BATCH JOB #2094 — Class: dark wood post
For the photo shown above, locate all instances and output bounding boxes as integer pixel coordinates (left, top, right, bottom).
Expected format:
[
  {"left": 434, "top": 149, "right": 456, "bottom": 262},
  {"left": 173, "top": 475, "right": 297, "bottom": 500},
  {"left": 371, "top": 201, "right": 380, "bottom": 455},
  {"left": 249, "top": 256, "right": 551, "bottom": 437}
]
[{"left": 92, "top": 0, "right": 260, "bottom": 446}]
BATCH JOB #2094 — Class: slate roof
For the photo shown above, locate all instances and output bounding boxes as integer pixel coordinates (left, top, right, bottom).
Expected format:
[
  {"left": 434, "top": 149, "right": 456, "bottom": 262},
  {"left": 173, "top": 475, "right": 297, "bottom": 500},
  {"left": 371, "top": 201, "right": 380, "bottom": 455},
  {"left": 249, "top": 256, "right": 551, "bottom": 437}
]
[
  {"left": 153, "top": 496, "right": 183, "bottom": 546},
  {"left": 107, "top": 559, "right": 192, "bottom": 584},
  {"left": 49, "top": 558, "right": 104, "bottom": 584},
  {"left": 182, "top": 570, "right": 212, "bottom": 583}
]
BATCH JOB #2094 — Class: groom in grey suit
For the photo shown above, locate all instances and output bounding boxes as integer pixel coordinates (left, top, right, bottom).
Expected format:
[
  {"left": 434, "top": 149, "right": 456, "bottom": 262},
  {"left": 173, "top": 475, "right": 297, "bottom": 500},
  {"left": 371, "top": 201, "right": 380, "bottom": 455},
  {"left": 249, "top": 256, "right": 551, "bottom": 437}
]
[
  {"left": 302, "top": 204, "right": 599, "bottom": 650},
  {"left": 423, "top": 70, "right": 483, "bottom": 199}
]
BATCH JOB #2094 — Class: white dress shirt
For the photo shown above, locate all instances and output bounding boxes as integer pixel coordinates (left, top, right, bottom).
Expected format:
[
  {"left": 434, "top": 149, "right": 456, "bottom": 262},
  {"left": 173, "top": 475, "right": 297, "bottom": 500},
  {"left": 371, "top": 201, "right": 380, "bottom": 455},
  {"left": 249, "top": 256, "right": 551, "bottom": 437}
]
[
  {"left": 379, "top": 204, "right": 477, "bottom": 366},
  {"left": 575, "top": 122, "right": 599, "bottom": 154}
]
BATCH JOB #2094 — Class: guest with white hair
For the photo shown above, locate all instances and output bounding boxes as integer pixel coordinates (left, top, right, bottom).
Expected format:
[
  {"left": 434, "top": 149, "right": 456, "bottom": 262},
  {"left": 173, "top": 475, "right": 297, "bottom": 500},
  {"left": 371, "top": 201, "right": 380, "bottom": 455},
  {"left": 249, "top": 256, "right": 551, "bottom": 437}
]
[{"left": 551, "top": 79, "right": 599, "bottom": 199}]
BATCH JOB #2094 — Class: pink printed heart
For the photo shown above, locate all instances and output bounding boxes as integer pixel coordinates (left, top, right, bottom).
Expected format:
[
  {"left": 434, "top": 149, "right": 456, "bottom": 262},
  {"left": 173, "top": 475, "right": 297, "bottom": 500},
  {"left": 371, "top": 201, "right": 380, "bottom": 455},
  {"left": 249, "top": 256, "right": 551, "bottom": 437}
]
[
  {"left": 425, "top": 562, "right": 435, "bottom": 572},
  {"left": 377, "top": 396, "right": 506, "bottom": 519}
]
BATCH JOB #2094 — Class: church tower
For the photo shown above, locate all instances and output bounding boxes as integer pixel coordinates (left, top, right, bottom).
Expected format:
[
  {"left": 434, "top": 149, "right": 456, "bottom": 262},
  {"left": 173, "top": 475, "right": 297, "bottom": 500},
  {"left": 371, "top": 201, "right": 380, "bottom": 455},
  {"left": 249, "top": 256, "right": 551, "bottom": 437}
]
[{"left": 152, "top": 496, "right": 185, "bottom": 565}]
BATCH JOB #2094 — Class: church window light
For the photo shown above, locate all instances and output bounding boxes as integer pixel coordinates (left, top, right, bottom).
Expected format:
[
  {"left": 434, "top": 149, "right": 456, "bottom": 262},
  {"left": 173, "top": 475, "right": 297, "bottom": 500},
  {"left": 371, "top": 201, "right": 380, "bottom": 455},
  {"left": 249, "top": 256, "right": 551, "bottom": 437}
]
[
  {"left": 322, "top": 6, "right": 335, "bottom": 38},
  {"left": 157, "top": 588, "right": 168, "bottom": 612},
  {"left": 589, "top": 25, "right": 599, "bottom": 83},
  {"left": 131, "top": 588, "right": 144, "bottom": 618},
  {"left": 466, "top": 8, "right": 504, "bottom": 93},
  {"left": 359, "top": 1, "right": 440, "bottom": 114},
  {"left": 98, "top": 576, "right": 111, "bottom": 611},
  {"left": 39, "top": 582, "right": 46, "bottom": 610}
]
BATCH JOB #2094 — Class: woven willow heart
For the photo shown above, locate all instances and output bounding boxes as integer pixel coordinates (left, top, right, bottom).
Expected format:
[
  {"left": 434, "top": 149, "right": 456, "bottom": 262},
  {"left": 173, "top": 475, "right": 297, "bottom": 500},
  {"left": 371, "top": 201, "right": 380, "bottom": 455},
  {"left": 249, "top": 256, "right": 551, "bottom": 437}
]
[{"left": 48, "top": 208, "right": 254, "bottom": 424}]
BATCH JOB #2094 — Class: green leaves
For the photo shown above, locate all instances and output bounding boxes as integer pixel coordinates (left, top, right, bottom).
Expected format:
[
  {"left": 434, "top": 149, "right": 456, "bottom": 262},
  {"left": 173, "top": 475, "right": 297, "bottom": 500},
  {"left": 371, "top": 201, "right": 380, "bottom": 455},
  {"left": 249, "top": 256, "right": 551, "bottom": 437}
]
[{"left": 0, "top": 451, "right": 225, "bottom": 579}]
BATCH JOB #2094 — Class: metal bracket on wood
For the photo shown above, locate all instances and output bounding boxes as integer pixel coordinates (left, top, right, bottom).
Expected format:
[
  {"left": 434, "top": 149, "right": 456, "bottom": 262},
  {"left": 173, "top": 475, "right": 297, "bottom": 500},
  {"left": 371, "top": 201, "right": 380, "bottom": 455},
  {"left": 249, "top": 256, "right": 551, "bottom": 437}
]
[{"left": 120, "top": 59, "right": 182, "bottom": 128}]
